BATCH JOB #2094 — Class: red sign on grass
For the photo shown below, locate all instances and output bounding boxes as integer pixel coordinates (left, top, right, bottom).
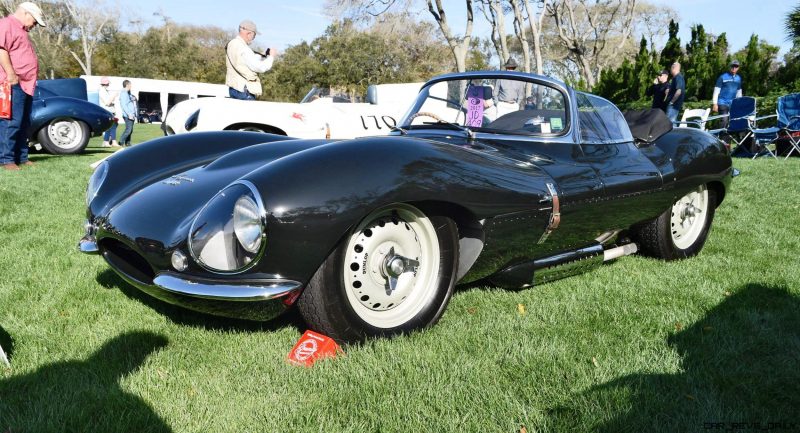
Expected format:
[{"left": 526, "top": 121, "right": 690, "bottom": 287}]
[{"left": 287, "top": 330, "right": 341, "bottom": 367}]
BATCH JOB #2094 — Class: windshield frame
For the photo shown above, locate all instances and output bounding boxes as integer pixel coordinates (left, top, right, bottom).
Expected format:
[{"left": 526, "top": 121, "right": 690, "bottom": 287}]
[{"left": 399, "top": 71, "right": 573, "bottom": 139}]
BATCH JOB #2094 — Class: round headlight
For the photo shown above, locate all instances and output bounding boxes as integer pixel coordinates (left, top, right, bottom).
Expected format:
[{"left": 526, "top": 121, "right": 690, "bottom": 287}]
[
  {"left": 233, "top": 194, "right": 263, "bottom": 253},
  {"left": 188, "top": 182, "right": 266, "bottom": 273},
  {"left": 86, "top": 161, "right": 108, "bottom": 206}
]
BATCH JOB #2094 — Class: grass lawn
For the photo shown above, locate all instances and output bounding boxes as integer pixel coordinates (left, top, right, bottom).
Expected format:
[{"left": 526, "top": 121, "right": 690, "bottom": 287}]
[{"left": 1, "top": 126, "right": 799, "bottom": 432}]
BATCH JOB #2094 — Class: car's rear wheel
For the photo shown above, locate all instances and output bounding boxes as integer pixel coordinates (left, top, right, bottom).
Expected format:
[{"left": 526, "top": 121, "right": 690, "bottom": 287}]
[
  {"left": 37, "top": 118, "right": 90, "bottom": 155},
  {"left": 297, "top": 204, "right": 458, "bottom": 342},
  {"left": 633, "top": 184, "right": 716, "bottom": 260}
]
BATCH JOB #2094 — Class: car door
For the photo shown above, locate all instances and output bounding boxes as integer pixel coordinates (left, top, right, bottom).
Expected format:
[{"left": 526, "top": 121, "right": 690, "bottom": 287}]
[
  {"left": 485, "top": 81, "right": 608, "bottom": 253},
  {"left": 573, "top": 92, "right": 665, "bottom": 229}
]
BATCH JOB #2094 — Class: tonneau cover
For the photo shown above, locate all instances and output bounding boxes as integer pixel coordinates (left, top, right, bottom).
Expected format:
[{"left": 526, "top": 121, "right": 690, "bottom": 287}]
[{"left": 623, "top": 109, "right": 673, "bottom": 143}]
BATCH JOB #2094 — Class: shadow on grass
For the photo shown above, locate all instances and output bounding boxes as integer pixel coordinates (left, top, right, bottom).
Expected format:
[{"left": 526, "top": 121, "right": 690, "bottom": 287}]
[
  {"left": 0, "top": 331, "right": 171, "bottom": 432},
  {"left": 96, "top": 269, "right": 305, "bottom": 334},
  {"left": 546, "top": 283, "right": 800, "bottom": 432}
]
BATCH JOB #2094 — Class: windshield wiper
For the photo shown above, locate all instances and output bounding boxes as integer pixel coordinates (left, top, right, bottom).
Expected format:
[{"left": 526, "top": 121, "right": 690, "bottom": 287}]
[{"left": 427, "top": 120, "right": 475, "bottom": 138}]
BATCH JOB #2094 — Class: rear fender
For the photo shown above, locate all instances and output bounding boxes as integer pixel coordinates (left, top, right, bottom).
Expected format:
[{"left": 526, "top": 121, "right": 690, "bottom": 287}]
[
  {"left": 30, "top": 97, "right": 114, "bottom": 136},
  {"left": 650, "top": 128, "right": 733, "bottom": 204}
]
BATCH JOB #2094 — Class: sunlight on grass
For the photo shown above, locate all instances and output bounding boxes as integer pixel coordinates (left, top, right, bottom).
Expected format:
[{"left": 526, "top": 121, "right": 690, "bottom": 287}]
[{"left": 1, "top": 132, "right": 798, "bottom": 432}]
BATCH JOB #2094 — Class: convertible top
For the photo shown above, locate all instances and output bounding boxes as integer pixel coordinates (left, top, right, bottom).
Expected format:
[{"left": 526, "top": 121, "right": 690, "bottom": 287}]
[{"left": 623, "top": 109, "right": 673, "bottom": 143}]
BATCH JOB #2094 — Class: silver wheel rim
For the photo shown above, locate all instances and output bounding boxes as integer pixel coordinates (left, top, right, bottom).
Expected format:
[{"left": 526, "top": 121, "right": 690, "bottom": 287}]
[
  {"left": 47, "top": 118, "right": 84, "bottom": 150},
  {"left": 343, "top": 204, "right": 440, "bottom": 329},
  {"left": 670, "top": 185, "right": 708, "bottom": 250}
]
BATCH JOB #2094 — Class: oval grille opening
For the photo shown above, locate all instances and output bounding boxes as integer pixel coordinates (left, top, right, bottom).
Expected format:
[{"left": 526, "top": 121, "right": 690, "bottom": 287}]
[{"left": 100, "top": 238, "right": 156, "bottom": 285}]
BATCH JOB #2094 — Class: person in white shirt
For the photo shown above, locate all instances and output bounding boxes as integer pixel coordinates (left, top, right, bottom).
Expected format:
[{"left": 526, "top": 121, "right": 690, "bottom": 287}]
[
  {"left": 225, "top": 19, "right": 276, "bottom": 100},
  {"left": 98, "top": 76, "right": 119, "bottom": 147}
]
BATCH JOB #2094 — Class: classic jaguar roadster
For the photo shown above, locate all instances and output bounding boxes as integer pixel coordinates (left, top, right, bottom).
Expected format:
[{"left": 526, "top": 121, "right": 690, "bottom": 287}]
[{"left": 79, "top": 71, "right": 732, "bottom": 342}]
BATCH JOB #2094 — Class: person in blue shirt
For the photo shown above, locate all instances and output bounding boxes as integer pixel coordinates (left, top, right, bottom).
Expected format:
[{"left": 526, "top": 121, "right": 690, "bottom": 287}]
[
  {"left": 712, "top": 60, "right": 743, "bottom": 129},
  {"left": 118, "top": 79, "right": 136, "bottom": 147},
  {"left": 666, "top": 62, "right": 685, "bottom": 122}
]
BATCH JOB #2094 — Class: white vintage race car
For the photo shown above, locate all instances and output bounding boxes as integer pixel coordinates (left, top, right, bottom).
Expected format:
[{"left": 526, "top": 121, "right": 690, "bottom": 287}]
[{"left": 162, "top": 83, "right": 423, "bottom": 139}]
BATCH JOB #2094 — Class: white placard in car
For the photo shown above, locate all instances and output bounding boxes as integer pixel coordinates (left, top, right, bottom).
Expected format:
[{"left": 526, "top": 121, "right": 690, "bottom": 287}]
[{"left": 541, "top": 123, "right": 551, "bottom": 134}]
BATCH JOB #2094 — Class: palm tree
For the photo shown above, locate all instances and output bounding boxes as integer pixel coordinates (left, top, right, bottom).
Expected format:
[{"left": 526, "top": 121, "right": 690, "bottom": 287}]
[{"left": 785, "top": 4, "right": 800, "bottom": 41}]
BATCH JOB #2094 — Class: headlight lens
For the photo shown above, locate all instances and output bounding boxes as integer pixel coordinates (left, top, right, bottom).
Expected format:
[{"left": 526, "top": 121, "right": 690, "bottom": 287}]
[
  {"left": 188, "top": 182, "right": 266, "bottom": 273},
  {"left": 86, "top": 161, "right": 108, "bottom": 206},
  {"left": 233, "top": 194, "right": 262, "bottom": 253}
]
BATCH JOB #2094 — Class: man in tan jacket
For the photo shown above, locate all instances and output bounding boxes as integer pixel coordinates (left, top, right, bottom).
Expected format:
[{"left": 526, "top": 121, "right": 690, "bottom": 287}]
[{"left": 225, "top": 19, "right": 275, "bottom": 100}]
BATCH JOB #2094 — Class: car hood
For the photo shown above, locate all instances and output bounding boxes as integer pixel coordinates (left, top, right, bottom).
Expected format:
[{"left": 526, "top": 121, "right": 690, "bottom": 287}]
[
  {"left": 99, "top": 132, "right": 552, "bottom": 269},
  {"left": 102, "top": 139, "right": 329, "bottom": 259}
]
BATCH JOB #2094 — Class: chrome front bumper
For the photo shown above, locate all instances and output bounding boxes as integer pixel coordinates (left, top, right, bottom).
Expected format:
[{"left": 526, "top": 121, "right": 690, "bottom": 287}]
[{"left": 78, "top": 235, "right": 302, "bottom": 321}]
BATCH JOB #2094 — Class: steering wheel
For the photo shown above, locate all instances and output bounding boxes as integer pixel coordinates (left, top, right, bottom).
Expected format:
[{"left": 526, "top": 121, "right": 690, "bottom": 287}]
[{"left": 407, "top": 111, "right": 444, "bottom": 123}]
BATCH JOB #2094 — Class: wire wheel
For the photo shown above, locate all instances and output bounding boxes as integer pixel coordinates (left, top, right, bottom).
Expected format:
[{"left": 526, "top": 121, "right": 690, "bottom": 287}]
[{"left": 342, "top": 204, "right": 440, "bottom": 328}]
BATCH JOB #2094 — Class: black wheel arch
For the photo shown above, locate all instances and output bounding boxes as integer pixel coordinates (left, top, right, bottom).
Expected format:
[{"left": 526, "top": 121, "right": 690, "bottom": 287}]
[{"left": 224, "top": 123, "right": 287, "bottom": 136}]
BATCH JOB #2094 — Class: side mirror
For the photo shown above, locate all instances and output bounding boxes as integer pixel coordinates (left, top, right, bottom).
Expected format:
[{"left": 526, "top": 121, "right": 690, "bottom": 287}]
[{"left": 366, "top": 85, "right": 377, "bottom": 105}]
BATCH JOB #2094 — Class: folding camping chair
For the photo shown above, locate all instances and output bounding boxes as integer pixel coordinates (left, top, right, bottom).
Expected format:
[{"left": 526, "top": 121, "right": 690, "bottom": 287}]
[
  {"left": 707, "top": 97, "right": 768, "bottom": 157},
  {"left": 677, "top": 108, "right": 710, "bottom": 129},
  {"left": 751, "top": 93, "right": 800, "bottom": 160}
]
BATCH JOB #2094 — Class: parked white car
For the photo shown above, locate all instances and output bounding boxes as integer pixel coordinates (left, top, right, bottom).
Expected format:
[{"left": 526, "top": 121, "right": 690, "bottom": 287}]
[{"left": 162, "top": 83, "right": 423, "bottom": 139}]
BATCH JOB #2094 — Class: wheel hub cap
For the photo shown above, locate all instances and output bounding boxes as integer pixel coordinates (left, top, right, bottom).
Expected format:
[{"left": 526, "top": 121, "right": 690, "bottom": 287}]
[
  {"left": 381, "top": 248, "right": 420, "bottom": 294},
  {"left": 48, "top": 120, "right": 82, "bottom": 148}
]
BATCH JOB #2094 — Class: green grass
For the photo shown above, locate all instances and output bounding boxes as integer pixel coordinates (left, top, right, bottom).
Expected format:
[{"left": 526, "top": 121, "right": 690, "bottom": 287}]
[{"left": 1, "top": 128, "right": 799, "bottom": 432}]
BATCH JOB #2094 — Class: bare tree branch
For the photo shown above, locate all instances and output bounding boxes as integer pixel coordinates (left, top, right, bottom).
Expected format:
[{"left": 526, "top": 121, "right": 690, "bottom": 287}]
[{"left": 63, "top": 0, "right": 119, "bottom": 75}]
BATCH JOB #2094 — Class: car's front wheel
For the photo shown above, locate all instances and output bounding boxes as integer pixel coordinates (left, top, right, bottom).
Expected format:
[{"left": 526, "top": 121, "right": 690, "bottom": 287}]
[
  {"left": 37, "top": 118, "right": 90, "bottom": 155},
  {"left": 297, "top": 204, "right": 458, "bottom": 342},
  {"left": 633, "top": 184, "right": 717, "bottom": 260}
]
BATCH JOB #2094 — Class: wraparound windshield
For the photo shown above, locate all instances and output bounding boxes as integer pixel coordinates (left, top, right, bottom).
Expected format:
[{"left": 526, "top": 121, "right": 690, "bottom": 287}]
[
  {"left": 300, "top": 87, "right": 355, "bottom": 103},
  {"left": 400, "top": 77, "right": 568, "bottom": 136}
]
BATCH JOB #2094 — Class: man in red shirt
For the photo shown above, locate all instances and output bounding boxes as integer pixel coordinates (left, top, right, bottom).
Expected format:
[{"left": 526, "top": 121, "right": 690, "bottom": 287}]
[{"left": 0, "top": 2, "right": 44, "bottom": 171}]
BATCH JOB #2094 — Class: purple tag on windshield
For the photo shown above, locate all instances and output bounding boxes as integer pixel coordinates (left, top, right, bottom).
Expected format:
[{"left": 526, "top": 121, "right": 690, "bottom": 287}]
[{"left": 466, "top": 86, "right": 485, "bottom": 127}]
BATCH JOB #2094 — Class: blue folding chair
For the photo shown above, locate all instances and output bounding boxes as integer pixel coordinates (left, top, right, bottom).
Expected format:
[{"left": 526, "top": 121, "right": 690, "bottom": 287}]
[
  {"left": 708, "top": 97, "right": 759, "bottom": 154},
  {"left": 751, "top": 93, "right": 800, "bottom": 160}
]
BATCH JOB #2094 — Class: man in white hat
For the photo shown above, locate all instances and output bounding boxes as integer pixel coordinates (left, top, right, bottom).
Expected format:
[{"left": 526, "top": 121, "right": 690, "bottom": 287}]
[
  {"left": 0, "top": 2, "right": 45, "bottom": 171},
  {"left": 225, "top": 19, "right": 276, "bottom": 100}
]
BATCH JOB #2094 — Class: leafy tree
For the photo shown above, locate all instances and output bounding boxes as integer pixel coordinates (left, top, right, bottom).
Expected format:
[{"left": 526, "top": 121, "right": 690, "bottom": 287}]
[
  {"left": 785, "top": 3, "right": 800, "bottom": 42},
  {"left": 683, "top": 24, "right": 710, "bottom": 101},
  {"left": 659, "top": 19, "right": 682, "bottom": 69},
  {"left": 261, "top": 18, "right": 453, "bottom": 102},
  {"left": 734, "top": 35, "right": 778, "bottom": 97},
  {"left": 594, "top": 37, "right": 656, "bottom": 104}
]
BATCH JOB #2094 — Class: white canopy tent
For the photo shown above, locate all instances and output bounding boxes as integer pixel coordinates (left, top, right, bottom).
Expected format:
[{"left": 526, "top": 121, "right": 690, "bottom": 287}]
[{"left": 81, "top": 75, "right": 228, "bottom": 117}]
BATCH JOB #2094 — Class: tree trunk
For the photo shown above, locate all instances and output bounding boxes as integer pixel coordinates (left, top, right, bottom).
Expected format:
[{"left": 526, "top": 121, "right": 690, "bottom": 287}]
[
  {"left": 509, "top": 0, "right": 531, "bottom": 73},
  {"left": 524, "top": 0, "right": 547, "bottom": 75},
  {"left": 489, "top": 0, "right": 509, "bottom": 65},
  {"left": 426, "top": 0, "right": 474, "bottom": 73}
]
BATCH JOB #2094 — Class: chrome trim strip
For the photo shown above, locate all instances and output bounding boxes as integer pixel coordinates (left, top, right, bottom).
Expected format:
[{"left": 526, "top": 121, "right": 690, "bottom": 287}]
[
  {"left": 78, "top": 236, "right": 99, "bottom": 254},
  {"left": 153, "top": 273, "right": 301, "bottom": 302}
]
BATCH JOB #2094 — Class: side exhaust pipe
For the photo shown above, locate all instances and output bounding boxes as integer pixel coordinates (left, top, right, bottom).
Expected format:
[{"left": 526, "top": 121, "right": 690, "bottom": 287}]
[
  {"left": 603, "top": 243, "right": 638, "bottom": 262},
  {"left": 489, "top": 242, "right": 640, "bottom": 288}
]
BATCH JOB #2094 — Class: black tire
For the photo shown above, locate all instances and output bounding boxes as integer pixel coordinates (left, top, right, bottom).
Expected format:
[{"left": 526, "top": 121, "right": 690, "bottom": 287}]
[
  {"left": 297, "top": 205, "right": 458, "bottom": 342},
  {"left": 37, "top": 118, "right": 90, "bottom": 155},
  {"left": 633, "top": 184, "right": 717, "bottom": 261}
]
